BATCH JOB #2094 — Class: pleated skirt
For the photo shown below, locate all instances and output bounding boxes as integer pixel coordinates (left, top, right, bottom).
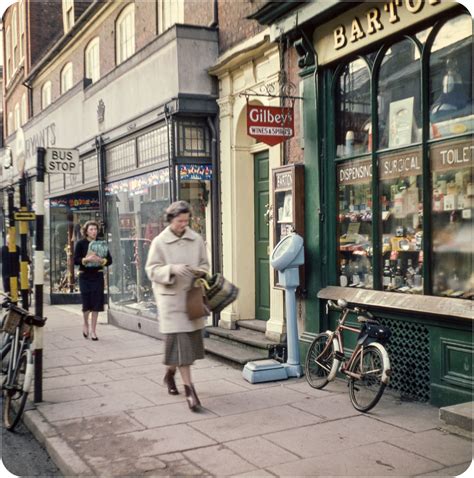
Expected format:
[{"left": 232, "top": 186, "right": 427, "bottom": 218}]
[{"left": 164, "top": 330, "right": 205, "bottom": 366}]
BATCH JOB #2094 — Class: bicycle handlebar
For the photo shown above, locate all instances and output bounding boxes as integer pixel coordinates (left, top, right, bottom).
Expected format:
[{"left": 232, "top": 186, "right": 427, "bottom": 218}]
[{"left": 327, "top": 299, "right": 376, "bottom": 321}]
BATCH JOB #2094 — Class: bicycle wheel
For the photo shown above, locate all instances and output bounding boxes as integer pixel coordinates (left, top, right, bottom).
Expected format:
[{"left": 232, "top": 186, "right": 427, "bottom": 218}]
[
  {"left": 3, "top": 348, "right": 32, "bottom": 431},
  {"left": 348, "top": 344, "right": 387, "bottom": 412},
  {"left": 305, "top": 332, "right": 337, "bottom": 389}
]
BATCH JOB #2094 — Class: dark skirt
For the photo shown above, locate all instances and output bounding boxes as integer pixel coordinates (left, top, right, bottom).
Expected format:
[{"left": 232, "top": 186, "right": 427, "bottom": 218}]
[
  {"left": 79, "top": 273, "right": 105, "bottom": 312},
  {"left": 164, "top": 330, "right": 205, "bottom": 366}
]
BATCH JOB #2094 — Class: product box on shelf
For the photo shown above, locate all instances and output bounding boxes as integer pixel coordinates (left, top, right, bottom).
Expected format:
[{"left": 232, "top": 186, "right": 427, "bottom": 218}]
[{"left": 444, "top": 194, "right": 458, "bottom": 211}]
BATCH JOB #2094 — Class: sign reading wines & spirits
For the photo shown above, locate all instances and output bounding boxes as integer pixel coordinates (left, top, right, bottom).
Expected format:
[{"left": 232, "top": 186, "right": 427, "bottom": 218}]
[{"left": 247, "top": 105, "right": 294, "bottom": 146}]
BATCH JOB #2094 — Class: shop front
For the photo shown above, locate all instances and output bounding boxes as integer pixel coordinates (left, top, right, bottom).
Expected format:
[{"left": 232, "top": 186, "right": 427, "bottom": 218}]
[{"left": 285, "top": 0, "right": 472, "bottom": 406}]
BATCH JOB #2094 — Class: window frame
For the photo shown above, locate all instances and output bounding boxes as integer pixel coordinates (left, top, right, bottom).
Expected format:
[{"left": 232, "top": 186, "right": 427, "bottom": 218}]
[
  {"left": 41, "top": 81, "right": 53, "bottom": 110},
  {"left": 60, "top": 62, "right": 74, "bottom": 94},
  {"left": 116, "top": 4, "right": 135, "bottom": 65},
  {"left": 158, "top": 0, "right": 184, "bottom": 35},
  {"left": 85, "top": 37, "right": 100, "bottom": 83},
  {"left": 62, "top": 0, "right": 74, "bottom": 32}
]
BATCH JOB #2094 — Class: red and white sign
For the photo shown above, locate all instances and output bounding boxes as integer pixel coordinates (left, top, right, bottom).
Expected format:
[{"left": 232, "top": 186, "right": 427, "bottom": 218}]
[{"left": 247, "top": 105, "right": 294, "bottom": 146}]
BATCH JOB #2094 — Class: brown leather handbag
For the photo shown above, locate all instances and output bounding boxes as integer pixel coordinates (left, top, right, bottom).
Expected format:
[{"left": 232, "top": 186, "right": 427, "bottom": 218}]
[{"left": 186, "top": 280, "right": 210, "bottom": 320}]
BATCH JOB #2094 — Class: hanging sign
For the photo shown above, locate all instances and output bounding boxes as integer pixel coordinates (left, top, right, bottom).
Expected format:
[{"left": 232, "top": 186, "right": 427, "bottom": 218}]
[{"left": 247, "top": 105, "right": 294, "bottom": 146}]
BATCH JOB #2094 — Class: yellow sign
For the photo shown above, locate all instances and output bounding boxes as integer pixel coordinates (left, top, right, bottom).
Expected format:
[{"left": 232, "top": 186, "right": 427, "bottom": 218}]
[{"left": 14, "top": 212, "right": 36, "bottom": 221}]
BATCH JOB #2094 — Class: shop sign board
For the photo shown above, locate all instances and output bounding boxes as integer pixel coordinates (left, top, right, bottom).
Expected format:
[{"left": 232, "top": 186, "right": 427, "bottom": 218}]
[
  {"left": 379, "top": 147, "right": 422, "bottom": 180},
  {"left": 14, "top": 211, "right": 36, "bottom": 221},
  {"left": 45, "top": 147, "right": 80, "bottom": 174},
  {"left": 247, "top": 105, "right": 294, "bottom": 146},
  {"left": 430, "top": 138, "right": 473, "bottom": 172},
  {"left": 338, "top": 158, "right": 372, "bottom": 185}
]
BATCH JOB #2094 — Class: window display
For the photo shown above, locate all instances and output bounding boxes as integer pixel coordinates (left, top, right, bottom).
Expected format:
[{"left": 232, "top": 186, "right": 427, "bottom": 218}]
[
  {"left": 431, "top": 139, "right": 473, "bottom": 299},
  {"left": 106, "top": 169, "right": 170, "bottom": 317},
  {"left": 378, "top": 39, "right": 421, "bottom": 150},
  {"left": 335, "top": 59, "right": 371, "bottom": 158},
  {"left": 379, "top": 148, "right": 423, "bottom": 294},
  {"left": 336, "top": 159, "right": 373, "bottom": 289},
  {"left": 429, "top": 15, "right": 473, "bottom": 139}
]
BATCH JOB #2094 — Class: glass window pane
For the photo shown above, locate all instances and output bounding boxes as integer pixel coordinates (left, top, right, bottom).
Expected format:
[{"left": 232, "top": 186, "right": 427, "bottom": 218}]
[
  {"left": 336, "top": 159, "right": 373, "bottom": 288},
  {"left": 430, "top": 139, "right": 473, "bottom": 298},
  {"left": 429, "top": 14, "right": 473, "bottom": 139},
  {"left": 378, "top": 39, "right": 422, "bottom": 150},
  {"left": 106, "top": 169, "right": 170, "bottom": 316},
  {"left": 379, "top": 148, "right": 423, "bottom": 294},
  {"left": 335, "top": 59, "right": 371, "bottom": 158}
]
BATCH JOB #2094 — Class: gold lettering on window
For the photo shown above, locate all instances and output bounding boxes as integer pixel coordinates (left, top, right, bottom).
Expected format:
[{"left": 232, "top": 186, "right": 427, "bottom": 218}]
[
  {"left": 405, "top": 0, "right": 423, "bottom": 14},
  {"left": 350, "top": 17, "right": 366, "bottom": 43},
  {"left": 334, "top": 25, "right": 347, "bottom": 50},
  {"left": 366, "top": 8, "right": 383, "bottom": 34},
  {"left": 384, "top": 0, "right": 401, "bottom": 24}
]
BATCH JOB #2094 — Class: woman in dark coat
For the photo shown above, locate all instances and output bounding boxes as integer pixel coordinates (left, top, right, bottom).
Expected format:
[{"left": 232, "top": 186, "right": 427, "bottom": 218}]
[{"left": 73, "top": 220, "right": 112, "bottom": 341}]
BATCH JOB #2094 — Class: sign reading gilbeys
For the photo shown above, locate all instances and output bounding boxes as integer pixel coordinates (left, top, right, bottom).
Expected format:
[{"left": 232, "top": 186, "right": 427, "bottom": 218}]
[
  {"left": 45, "top": 147, "right": 80, "bottom": 174},
  {"left": 247, "top": 105, "right": 294, "bottom": 146}
]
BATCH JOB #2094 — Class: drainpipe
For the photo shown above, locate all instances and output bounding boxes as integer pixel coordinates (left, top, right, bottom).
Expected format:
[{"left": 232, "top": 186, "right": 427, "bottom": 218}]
[
  {"left": 207, "top": 115, "right": 221, "bottom": 327},
  {"left": 164, "top": 105, "right": 175, "bottom": 202},
  {"left": 95, "top": 135, "right": 107, "bottom": 231},
  {"left": 209, "top": 0, "right": 218, "bottom": 28}
]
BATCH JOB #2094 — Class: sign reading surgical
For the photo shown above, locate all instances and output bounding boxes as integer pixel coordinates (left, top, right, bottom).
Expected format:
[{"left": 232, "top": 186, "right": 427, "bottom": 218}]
[
  {"left": 247, "top": 105, "right": 294, "bottom": 146},
  {"left": 45, "top": 147, "right": 80, "bottom": 174}
]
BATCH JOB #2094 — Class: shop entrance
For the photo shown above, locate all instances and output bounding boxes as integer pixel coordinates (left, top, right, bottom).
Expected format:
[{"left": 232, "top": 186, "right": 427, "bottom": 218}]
[{"left": 254, "top": 151, "right": 270, "bottom": 320}]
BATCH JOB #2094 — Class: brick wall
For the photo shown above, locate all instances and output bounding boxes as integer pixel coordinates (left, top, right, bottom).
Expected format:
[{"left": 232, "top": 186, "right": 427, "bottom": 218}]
[
  {"left": 184, "top": 0, "right": 214, "bottom": 27},
  {"left": 218, "top": 0, "right": 266, "bottom": 53}
]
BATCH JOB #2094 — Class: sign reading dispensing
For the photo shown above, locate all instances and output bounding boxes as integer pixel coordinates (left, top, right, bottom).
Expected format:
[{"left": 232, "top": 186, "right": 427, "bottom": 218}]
[{"left": 247, "top": 105, "right": 294, "bottom": 147}]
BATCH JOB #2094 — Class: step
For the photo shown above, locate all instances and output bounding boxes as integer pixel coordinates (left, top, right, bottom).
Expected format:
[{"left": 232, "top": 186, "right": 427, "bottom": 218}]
[
  {"left": 204, "top": 337, "right": 268, "bottom": 365},
  {"left": 206, "top": 326, "right": 279, "bottom": 350},
  {"left": 237, "top": 319, "right": 267, "bottom": 334},
  {"left": 439, "top": 402, "right": 473, "bottom": 432}
]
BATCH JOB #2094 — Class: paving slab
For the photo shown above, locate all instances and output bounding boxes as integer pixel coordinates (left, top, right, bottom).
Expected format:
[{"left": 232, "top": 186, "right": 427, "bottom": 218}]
[
  {"left": 225, "top": 436, "right": 300, "bottom": 468},
  {"left": 290, "top": 392, "right": 362, "bottom": 421},
  {"left": 42, "top": 384, "right": 100, "bottom": 403},
  {"left": 267, "top": 441, "right": 442, "bottom": 476},
  {"left": 37, "top": 391, "right": 155, "bottom": 422},
  {"left": 386, "top": 428, "right": 473, "bottom": 466},
  {"left": 264, "top": 415, "right": 410, "bottom": 458},
  {"left": 416, "top": 461, "right": 472, "bottom": 476},
  {"left": 192, "top": 405, "right": 321, "bottom": 442},
  {"left": 53, "top": 413, "right": 145, "bottom": 441},
  {"left": 184, "top": 445, "right": 256, "bottom": 476},
  {"left": 42, "top": 371, "right": 113, "bottom": 391}
]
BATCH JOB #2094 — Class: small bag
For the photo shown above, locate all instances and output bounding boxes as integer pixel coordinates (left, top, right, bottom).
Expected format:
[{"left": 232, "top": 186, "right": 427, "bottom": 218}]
[
  {"left": 186, "top": 281, "right": 210, "bottom": 320},
  {"left": 85, "top": 240, "right": 108, "bottom": 268},
  {"left": 201, "top": 273, "right": 239, "bottom": 314}
]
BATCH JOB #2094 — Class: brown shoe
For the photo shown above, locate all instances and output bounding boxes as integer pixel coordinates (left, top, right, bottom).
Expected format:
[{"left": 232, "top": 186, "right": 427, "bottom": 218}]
[
  {"left": 164, "top": 369, "right": 179, "bottom": 395},
  {"left": 184, "top": 385, "right": 200, "bottom": 412}
]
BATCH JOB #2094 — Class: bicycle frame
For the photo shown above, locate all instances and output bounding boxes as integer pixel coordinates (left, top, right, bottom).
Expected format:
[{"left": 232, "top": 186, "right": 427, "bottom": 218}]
[{"left": 4, "top": 321, "right": 31, "bottom": 392}]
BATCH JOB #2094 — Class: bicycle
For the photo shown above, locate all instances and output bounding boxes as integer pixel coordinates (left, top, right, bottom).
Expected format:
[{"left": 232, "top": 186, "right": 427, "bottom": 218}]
[
  {"left": 1, "top": 291, "right": 46, "bottom": 431},
  {"left": 304, "top": 298, "right": 391, "bottom": 412}
]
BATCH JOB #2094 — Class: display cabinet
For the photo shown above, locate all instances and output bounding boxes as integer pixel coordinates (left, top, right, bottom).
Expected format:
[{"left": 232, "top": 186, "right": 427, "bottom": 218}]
[{"left": 272, "top": 163, "right": 304, "bottom": 288}]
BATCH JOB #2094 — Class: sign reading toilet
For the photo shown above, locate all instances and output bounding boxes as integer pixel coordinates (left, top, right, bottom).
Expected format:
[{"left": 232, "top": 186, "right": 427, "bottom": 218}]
[{"left": 45, "top": 147, "right": 80, "bottom": 174}]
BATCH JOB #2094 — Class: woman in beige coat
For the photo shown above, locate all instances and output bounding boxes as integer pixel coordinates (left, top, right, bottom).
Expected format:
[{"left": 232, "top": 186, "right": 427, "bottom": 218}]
[{"left": 145, "top": 201, "right": 209, "bottom": 411}]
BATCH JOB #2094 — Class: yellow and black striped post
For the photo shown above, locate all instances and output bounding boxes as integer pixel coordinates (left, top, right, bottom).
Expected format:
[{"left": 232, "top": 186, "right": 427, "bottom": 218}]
[
  {"left": 6, "top": 186, "right": 18, "bottom": 304},
  {"left": 19, "top": 174, "right": 30, "bottom": 310}
]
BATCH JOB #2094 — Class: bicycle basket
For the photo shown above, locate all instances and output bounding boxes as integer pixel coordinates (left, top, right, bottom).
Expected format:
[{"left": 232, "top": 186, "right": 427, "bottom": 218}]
[
  {"left": 358, "top": 323, "right": 391, "bottom": 345},
  {"left": 2, "top": 307, "right": 24, "bottom": 335}
]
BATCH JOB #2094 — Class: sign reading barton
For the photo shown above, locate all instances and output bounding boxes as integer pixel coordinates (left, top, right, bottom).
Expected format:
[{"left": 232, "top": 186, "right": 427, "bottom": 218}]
[
  {"left": 45, "top": 148, "right": 80, "bottom": 174},
  {"left": 247, "top": 105, "right": 294, "bottom": 146}
]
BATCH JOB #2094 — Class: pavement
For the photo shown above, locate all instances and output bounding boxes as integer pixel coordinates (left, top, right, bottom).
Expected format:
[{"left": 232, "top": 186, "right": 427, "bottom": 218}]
[{"left": 14, "top": 303, "right": 473, "bottom": 477}]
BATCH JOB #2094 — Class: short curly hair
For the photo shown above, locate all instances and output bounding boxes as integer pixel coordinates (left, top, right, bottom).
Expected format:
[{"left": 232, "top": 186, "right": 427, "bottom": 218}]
[
  {"left": 81, "top": 220, "right": 100, "bottom": 238},
  {"left": 165, "top": 201, "right": 191, "bottom": 223}
]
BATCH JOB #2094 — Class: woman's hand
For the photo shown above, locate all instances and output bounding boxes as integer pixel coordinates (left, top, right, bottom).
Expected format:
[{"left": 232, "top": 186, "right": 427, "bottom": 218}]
[
  {"left": 84, "top": 253, "right": 101, "bottom": 264},
  {"left": 172, "top": 264, "right": 194, "bottom": 278}
]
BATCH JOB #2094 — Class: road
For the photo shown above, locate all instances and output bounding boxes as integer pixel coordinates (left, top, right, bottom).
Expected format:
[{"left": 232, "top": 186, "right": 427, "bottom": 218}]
[{"left": 1, "top": 399, "right": 62, "bottom": 477}]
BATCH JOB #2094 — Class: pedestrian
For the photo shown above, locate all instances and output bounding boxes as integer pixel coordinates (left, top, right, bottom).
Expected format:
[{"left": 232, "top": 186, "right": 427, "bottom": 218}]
[
  {"left": 73, "top": 220, "right": 112, "bottom": 341},
  {"left": 1, "top": 234, "right": 19, "bottom": 294},
  {"left": 145, "top": 200, "right": 209, "bottom": 412}
]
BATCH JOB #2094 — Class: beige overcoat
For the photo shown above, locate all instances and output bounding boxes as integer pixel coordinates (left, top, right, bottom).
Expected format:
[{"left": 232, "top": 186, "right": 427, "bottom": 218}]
[{"left": 145, "top": 226, "right": 209, "bottom": 334}]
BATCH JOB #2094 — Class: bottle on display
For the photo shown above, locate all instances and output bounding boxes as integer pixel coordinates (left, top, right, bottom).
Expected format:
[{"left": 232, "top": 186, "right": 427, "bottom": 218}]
[
  {"left": 405, "top": 258, "right": 416, "bottom": 288},
  {"left": 351, "top": 262, "right": 360, "bottom": 286},
  {"left": 413, "top": 256, "right": 423, "bottom": 288},
  {"left": 394, "top": 259, "right": 404, "bottom": 289},
  {"left": 383, "top": 259, "right": 391, "bottom": 288},
  {"left": 339, "top": 259, "right": 349, "bottom": 287}
]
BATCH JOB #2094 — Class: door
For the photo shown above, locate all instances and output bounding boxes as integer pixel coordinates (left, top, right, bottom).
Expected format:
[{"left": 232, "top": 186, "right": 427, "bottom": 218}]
[{"left": 254, "top": 151, "right": 270, "bottom": 320}]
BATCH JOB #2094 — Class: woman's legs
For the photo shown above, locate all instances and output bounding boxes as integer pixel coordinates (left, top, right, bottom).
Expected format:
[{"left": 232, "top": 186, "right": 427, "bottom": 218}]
[
  {"left": 179, "top": 365, "right": 201, "bottom": 411},
  {"left": 178, "top": 365, "right": 192, "bottom": 386},
  {"left": 82, "top": 311, "right": 90, "bottom": 337},
  {"left": 90, "top": 311, "right": 99, "bottom": 339}
]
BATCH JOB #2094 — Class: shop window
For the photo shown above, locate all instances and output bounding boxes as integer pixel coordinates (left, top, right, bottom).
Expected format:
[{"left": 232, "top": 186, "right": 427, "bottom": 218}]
[
  {"left": 61, "top": 62, "right": 73, "bottom": 94},
  {"left": 335, "top": 58, "right": 371, "bottom": 158},
  {"left": 378, "top": 39, "right": 422, "bottom": 150},
  {"left": 336, "top": 159, "right": 373, "bottom": 289},
  {"left": 106, "top": 140, "right": 136, "bottom": 176},
  {"left": 429, "top": 15, "right": 473, "bottom": 140},
  {"left": 106, "top": 169, "right": 170, "bottom": 317},
  {"left": 379, "top": 148, "right": 423, "bottom": 294},
  {"left": 137, "top": 126, "right": 169, "bottom": 167},
  {"left": 177, "top": 120, "right": 210, "bottom": 158}
]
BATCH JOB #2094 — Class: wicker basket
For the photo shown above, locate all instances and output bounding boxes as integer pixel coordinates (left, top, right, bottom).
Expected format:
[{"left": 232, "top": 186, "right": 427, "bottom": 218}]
[{"left": 2, "top": 308, "right": 23, "bottom": 335}]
